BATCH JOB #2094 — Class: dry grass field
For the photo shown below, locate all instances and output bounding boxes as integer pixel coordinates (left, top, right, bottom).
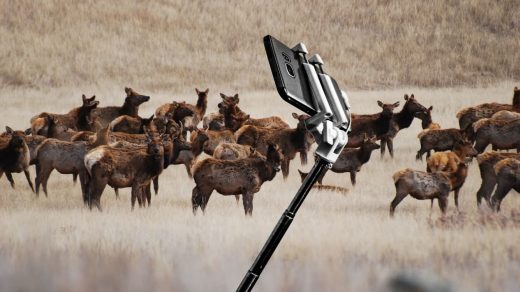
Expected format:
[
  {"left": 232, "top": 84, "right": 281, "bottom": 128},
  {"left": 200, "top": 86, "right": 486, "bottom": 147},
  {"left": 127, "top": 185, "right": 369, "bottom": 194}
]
[
  {"left": 1, "top": 84, "right": 520, "bottom": 292},
  {"left": 1, "top": 1, "right": 520, "bottom": 291}
]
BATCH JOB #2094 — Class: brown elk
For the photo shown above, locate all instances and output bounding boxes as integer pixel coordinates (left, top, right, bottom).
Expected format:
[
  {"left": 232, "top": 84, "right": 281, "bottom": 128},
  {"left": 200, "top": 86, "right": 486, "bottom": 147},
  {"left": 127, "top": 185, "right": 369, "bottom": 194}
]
[
  {"left": 156, "top": 88, "right": 209, "bottom": 131},
  {"left": 354, "top": 94, "right": 426, "bottom": 157},
  {"left": 418, "top": 106, "right": 441, "bottom": 130},
  {"left": 191, "top": 144, "right": 283, "bottom": 215},
  {"left": 92, "top": 87, "right": 150, "bottom": 128},
  {"left": 217, "top": 93, "right": 289, "bottom": 132},
  {"left": 84, "top": 131, "right": 165, "bottom": 210},
  {"left": 390, "top": 162, "right": 468, "bottom": 216},
  {"left": 473, "top": 117, "right": 520, "bottom": 153},
  {"left": 347, "top": 100, "right": 400, "bottom": 148},
  {"left": 190, "top": 129, "right": 236, "bottom": 157},
  {"left": 213, "top": 143, "right": 254, "bottom": 160},
  {"left": 298, "top": 135, "right": 380, "bottom": 186},
  {"left": 235, "top": 113, "right": 313, "bottom": 179},
  {"left": 416, "top": 128, "right": 466, "bottom": 160},
  {"left": 31, "top": 95, "right": 98, "bottom": 135},
  {"left": 456, "top": 87, "right": 520, "bottom": 140},
  {"left": 109, "top": 114, "right": 155, "bottom": 134},
  {"left": 490, "top": 158, "right": 520, "bottom": 211},
  {"left": 34, "top": 126, "right": 109, "bottom": 198},
  {"left": 203, "top": 112, "right": 225, "bottom": 131},
  {"left": 475, "top": 152, "right": 520, "bottom": 207},
  {"left": 0, "top": 127, "right": 32, "bottom": 192}
]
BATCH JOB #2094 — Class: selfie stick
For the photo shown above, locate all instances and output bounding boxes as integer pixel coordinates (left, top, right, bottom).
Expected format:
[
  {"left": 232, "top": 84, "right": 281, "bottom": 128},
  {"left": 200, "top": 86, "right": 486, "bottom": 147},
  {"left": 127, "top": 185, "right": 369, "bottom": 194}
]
[{"left": 237, "top": 41, "right": 351, "bottom": 291}]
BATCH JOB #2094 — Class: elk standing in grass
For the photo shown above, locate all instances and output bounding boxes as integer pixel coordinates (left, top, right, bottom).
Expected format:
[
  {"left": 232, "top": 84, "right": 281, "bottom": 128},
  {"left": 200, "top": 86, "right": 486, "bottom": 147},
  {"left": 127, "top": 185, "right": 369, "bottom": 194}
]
[
  {"left": 490, "top": 158, "right": 520, "bottom": 211},
  {"left": 475, "top": 152, "right": 520, "bottom": 207},
  {"left": 191, "top": 144, "right": 283, "bottom": 215},
  {"left": 416, "top": 128, "right": 466, "bottom": 160},
  {"left": 298, "top": 135, "right": 380, "bottom": 187},
  {"left": 92, "top": 87, "right": 150, "bottom": 128},
  {"left": 472, "top": 117, "right": 520, "bottom": 153},
  {"left": 235, "top": 113, "right": 313, "bottom": 179},
  {"left": 0, "top": 127, "right": 32, "bottom": 192},
  {"left": 84, "top": 131, "right": 165, "bottom": 210},
  {"left": 390, "top": 162, "right": 468, "bottom": 216}
]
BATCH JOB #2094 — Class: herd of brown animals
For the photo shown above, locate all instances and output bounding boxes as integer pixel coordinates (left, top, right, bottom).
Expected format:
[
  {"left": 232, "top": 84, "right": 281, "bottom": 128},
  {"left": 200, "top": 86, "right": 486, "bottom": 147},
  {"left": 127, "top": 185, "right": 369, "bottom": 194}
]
[{"left": 1, "top": 87, "right": 519, "bottom": 216}]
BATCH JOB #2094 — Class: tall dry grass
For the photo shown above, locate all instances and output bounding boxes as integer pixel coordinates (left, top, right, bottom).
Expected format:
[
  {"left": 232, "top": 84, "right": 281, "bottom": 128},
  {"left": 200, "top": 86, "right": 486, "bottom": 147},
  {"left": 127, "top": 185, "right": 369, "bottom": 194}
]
[
  {"left": 1, "top": 84, "right": 520, "bottom": 291},
  {"left": 0, "top": 0, "right": 519, "bottom": 90}
]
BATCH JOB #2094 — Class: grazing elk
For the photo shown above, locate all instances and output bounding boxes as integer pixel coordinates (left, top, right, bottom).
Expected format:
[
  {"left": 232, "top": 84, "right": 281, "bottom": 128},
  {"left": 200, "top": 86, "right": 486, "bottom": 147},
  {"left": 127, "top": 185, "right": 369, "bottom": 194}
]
[
  {"left": 473, "top": 117, "right": 520, "bottom": 153},
  {"left": 84, "top": 131, "right": 165, "bottom": 210},
  {"left": 347, "top": 100, "right": 400, "bottom": 148},
  {"left": 390, "top": 162, "right": 468, "bottom": 216},
  {"left": 456, "top": 86, "right": 520, "bottom": 140},
  {"left": 191, "top": 129, "right": 236, "bottom": 157},
  {"left": 0, "top": 127, "right": 32, "bottom": 192},
  {"left": 235, "top": 113, "right": 313, "bottom": 178},
  {"left": 490, "top": 158, "right": 520, "bottom": 211},
  {"left": 109, "top": 114, "right": 155, "bottom": 134},
  {"left": 475, "top": 152, "right": 520, "bottom": 207},
  {"left": 34, "top": 126, "right": 109, "bottom": 197},
  {"left": 217, "top": 93, "right": 289, "bottom": 132},
  {"left": 203, "top": 112, "right": 225, "bottom": 131},
  {"left": 31, "top": 95, "right": 98, "bottom": 135},
  {"left": 92, "top": 87, "right": 150, "bottom": 128},
  {"left": 416, "top": 128, "right": 466, "bottom": 160},
  {"left": 156, "top": 88, "right": 209, "bottom": 132},
  {"left": 298, "top": 135, "right": 380, "bottom": 186},
  {"left": 191, "top": 144, "right": 283, "bottom": 215},
  {"left": 213, "top": 143, "right": 254, "bottom": 160}
]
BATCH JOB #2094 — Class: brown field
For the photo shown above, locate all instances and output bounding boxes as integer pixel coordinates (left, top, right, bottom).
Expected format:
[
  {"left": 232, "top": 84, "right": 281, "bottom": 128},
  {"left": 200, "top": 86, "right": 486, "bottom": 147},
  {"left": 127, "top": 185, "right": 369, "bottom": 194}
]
[{"left": 1, "top": 84, "right": 520, "bottom": 292}]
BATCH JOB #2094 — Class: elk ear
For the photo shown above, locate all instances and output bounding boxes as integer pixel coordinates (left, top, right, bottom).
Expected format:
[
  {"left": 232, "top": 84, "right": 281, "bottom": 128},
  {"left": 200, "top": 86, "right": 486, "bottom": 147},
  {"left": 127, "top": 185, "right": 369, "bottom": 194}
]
[
  {"left": 377, "top": 100, "right": 384, "bottom": 108},
  {"left": 148, "top": 114, "right": 155, "bottom": 120},
  {"left": 82, "top": 94, "right": 87, "bottom": 103},
  {"left": 205, "top": 88, "right": 209, "bottom": 93},
  {"left": 220, "top": 93, "right": 226, "bottom": 99},
  {"left": 292, "top": 113, "right": 299, "bottom": 119},
  {"left": 428, "top": 105, "right": 433, "bottom": 111},
  {"left": 5, "top": 126, "right": 13, "bottom": 134},
  {"left": 25, "top": 128, "right": 32, "bottom": 135},
  {"left": 404, "top": 94, "right": 409, "bottom": 100},
  {"left": 195, "top": 88, "right": 200, "bottom": 94},
  {"left": 515, "top": 87, "right": 519, "bottom": 91},
  {"left": 393, "top": 101, "right": 400, "bottom": 107},
  {"left": 125, "top": 87, "right": 132, "bottom": 96},
  {"left": 410, "top": 94, "right": 415, "bottom": 99},
  {"left": 233, "top": 94, "right": 239, "bottom": 102}
]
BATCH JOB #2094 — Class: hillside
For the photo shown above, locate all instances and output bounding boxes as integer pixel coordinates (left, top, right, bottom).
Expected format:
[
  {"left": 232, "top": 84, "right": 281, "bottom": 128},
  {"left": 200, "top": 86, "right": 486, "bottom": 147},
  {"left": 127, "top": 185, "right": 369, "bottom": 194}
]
[{"left": 0, "top": 0, "right": 519, "bottom": 91}]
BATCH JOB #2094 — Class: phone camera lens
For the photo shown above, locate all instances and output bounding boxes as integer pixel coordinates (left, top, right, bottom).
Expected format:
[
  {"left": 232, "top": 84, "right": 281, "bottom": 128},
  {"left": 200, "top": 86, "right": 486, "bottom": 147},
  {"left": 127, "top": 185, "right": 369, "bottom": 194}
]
[{"left": 285, "top": 63, "right": 295, "bottom": 78}]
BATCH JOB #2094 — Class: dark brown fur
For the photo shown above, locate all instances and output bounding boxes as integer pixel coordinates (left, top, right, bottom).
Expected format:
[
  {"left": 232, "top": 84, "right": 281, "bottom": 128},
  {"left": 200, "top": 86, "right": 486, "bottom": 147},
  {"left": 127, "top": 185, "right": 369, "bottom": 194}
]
[
  {"left": 491, "top": 158, "right": 520, "bottom": 211},
  {"left": 0, "top": 127, "right": 32, "bottom": 192},
  {"left": 475, "top": 152, "right": 520, "bottom": 207},
  {"left": 92, "top": 87, "right": 150, "bottom": 128},
  {"left": 416, "top": 128, "right": 466, "bottom": 160}
]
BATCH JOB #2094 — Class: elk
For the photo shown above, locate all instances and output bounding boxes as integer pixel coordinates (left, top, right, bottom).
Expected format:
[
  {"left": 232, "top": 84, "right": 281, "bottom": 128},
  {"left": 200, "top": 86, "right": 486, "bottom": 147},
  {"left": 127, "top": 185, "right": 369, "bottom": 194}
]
[
  {"left": 217, "top": 93, "right": 289, "bottom": 132},
  {"left": 490, "top": 158, "right": 520, "bottom": 211},
  {"left": 92, "top": 87, "right": 150, "bottom": 128},
  {"left": 109, "top": 114, "right": 155, "bottom": 134},
  {"left": 235, "top": 113, "right": 313, "bottom": 179},
  {"left": 298, "top": 135, "right": 380, "bottom": 186},
  {"left": 418, "top": 106, "right": 441, "bottom": 130},
  {"left": 190, "top": 129, "right": 236, "bottom": 158},
  {"left": 213, "top": 143, "right": 254, "bottom": 160},
  {"left": 390, "top": 162, "right": 468, "bottom": 216},
  {"left": 156, "top": 88, "right": 209, "bottom": 132},
  {"left": 0, "top": 127, "right": 32, "bottom": 192},
  {"left": 203, "top": 112, "right": 225, "bottom": 131},
  {"left": 473, "top": 117, "right": 520, "bottom": 153},
  {"left": 31, "top": 95, "right": 98, "bottom": 135},
  {"left": 456, "top": 86, "right": 520, "bottom": 140},
  {"left": 475, "top": 152, "right": 520, "bottom": 207},
  {"left": 355, "top": 94, "right": 426, "bottom": 157},
  {"left": 491, "top": 110, "right": 520, "bottom": 121},
  {"left": 347, "top": 100, "right": 400, "bottom": 148},
  {"left": 191, "top": 144, "right": 283, "bottom": 215},
  {"left": 416, "top": 128, "right": 466, "bottom": 160},
  {"left": 34, "top": 126, "right": 109, "bottom": 198},
  {"left": 85, "top": 130, "right": 165, "bottom": 210}
]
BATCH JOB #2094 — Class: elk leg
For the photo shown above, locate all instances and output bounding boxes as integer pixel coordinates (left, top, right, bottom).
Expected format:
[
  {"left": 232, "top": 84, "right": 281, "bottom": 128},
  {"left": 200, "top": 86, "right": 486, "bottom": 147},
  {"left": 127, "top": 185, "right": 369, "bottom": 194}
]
[
  {"left": 416, "top": 148, "right": 425, "bottom": 161},
  {"left": 146, "top": 184, "right": 152, "bottom": 206},
  {"left": 78, "top": 171, "right": 89, "bottom": 203},
  {"left": 36, "top": 165, "right": 53, "bottom": 197},
  {"left": 476, "top": 176, "right": 496, "bottom": 208},
  {"left": 23, "top": 170, "right": 35, "bottom": 193},
  {"left": 430, "top": 198, "right": 434, "bottom": 209},
  {"left": 87, "top": 177, "right": 106, "bottom": 211},
  {"left": 317, "top": 169, "right": 327, "bottom": 185},
  {"left": 491, "top": 181, "right": 513, "bottom": 212},
  {"left": 184, "top": 162, "right": 193, "bottom": 179},
  {"left": 192, "top": 186, "right": 201, "bottom": 214},
  {"left": 131, "top": 186, "right": 140, "bottom": 210},
  {"left": 426, "top": 150, "right": 432, "bottom": 158},
  {"left": 114, "top": 188, "right": 119, "bottom": 199},
  {"left": 153, "top": 176, "right": 159, "bottom": 195},
  {"left": 235, "top": 195, "right": 240, "bottom": 205},
  {"left": 299, "top": 150, "right": 308, "bottom": 166},
  {"left": 438, "top": 195, "right": 448, "bottom": 214},
  {"left": 380, "top": 139, "right": 387, "bottom": 157},
  {"left": 5, "top": 172, "right": 15, "bottom": 189},
  {"left": 349, "top": 172, "right": 356, "bottom": 186},
  {"left": 387, "top": 139, "right": 394, "bottom": 158},
  {"left": 389, "top": 189, "right": 408, "bottom": 217},
  {"left": 454, "top": 188, "right": 461, "bottom": 211},
  {"left": 72, "top": 172, "right": 78, "bottom": 185},
  {"left": 281, "top": 158, "right": 290, "bottom": 180},
  {"left": 200, "top": 189, "right": 213, "bottom": 214},
  {"left": 242, "top": 192, "right": 254, "bottom": 215}
]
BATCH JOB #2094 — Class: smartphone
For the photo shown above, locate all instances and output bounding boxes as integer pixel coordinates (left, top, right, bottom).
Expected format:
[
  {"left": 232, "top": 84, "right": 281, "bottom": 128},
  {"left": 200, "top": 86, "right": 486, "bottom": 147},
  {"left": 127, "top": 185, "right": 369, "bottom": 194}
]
[{"left": 263, "top": 35, "right": 317, "bottom": 115}]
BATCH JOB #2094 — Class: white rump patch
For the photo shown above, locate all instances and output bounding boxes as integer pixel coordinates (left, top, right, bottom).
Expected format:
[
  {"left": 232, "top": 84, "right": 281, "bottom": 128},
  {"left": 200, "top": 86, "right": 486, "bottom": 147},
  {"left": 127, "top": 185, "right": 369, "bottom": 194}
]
[{"left": 84, "top": 148, "right": 105, "bottom": 174}]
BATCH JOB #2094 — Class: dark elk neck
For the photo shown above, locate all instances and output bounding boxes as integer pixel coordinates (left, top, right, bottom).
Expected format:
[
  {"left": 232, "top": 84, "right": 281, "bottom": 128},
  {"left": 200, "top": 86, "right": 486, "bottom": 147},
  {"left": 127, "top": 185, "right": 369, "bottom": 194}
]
[
  {"left": 357, "top": 146, "right": 374, "bottom": 163},
  {"left": 394, "top": 105, "right": 415, "bottom": 129},
  {"left": 121, "top": 102, "right": 138, "bottom": 117}
]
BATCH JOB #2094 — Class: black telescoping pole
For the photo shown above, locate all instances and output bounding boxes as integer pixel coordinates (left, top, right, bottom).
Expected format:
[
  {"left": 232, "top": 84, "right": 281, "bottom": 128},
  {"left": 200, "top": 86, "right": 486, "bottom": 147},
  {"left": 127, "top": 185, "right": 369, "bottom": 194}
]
[{"left": 237, "top": 156, "right": 330, "bottom": 292}]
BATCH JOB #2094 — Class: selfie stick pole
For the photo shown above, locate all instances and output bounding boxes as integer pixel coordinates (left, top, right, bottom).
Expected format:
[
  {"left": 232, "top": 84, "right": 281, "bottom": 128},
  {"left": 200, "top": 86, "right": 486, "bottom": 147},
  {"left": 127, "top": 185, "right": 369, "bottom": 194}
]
[{"left": 237, "top": 44, "right": 350, "bottom": 292}]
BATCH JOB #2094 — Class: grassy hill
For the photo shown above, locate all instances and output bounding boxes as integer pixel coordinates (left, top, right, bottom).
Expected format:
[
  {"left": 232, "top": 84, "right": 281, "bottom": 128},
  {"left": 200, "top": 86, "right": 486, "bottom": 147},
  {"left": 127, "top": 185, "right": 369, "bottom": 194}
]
[{"left": 0, "top": 0, "right": 519, "bottom": 90}]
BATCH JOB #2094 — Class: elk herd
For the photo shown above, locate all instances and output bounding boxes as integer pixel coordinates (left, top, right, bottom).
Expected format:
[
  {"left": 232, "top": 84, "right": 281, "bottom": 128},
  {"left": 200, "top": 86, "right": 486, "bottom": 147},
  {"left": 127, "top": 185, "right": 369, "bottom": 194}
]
[{"left": 1, "top": 86, "right": 519, "bottom": 216}]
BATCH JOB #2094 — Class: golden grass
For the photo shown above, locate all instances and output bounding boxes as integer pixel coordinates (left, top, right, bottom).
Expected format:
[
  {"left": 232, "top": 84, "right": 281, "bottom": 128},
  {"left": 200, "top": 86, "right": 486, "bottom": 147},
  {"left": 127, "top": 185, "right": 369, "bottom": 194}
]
[
  {"left": 0, "top": 0, "right": 519, "bottom": 90},
  {"left": 1, "top": 83, "right": 520, "bottom": 291}
]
